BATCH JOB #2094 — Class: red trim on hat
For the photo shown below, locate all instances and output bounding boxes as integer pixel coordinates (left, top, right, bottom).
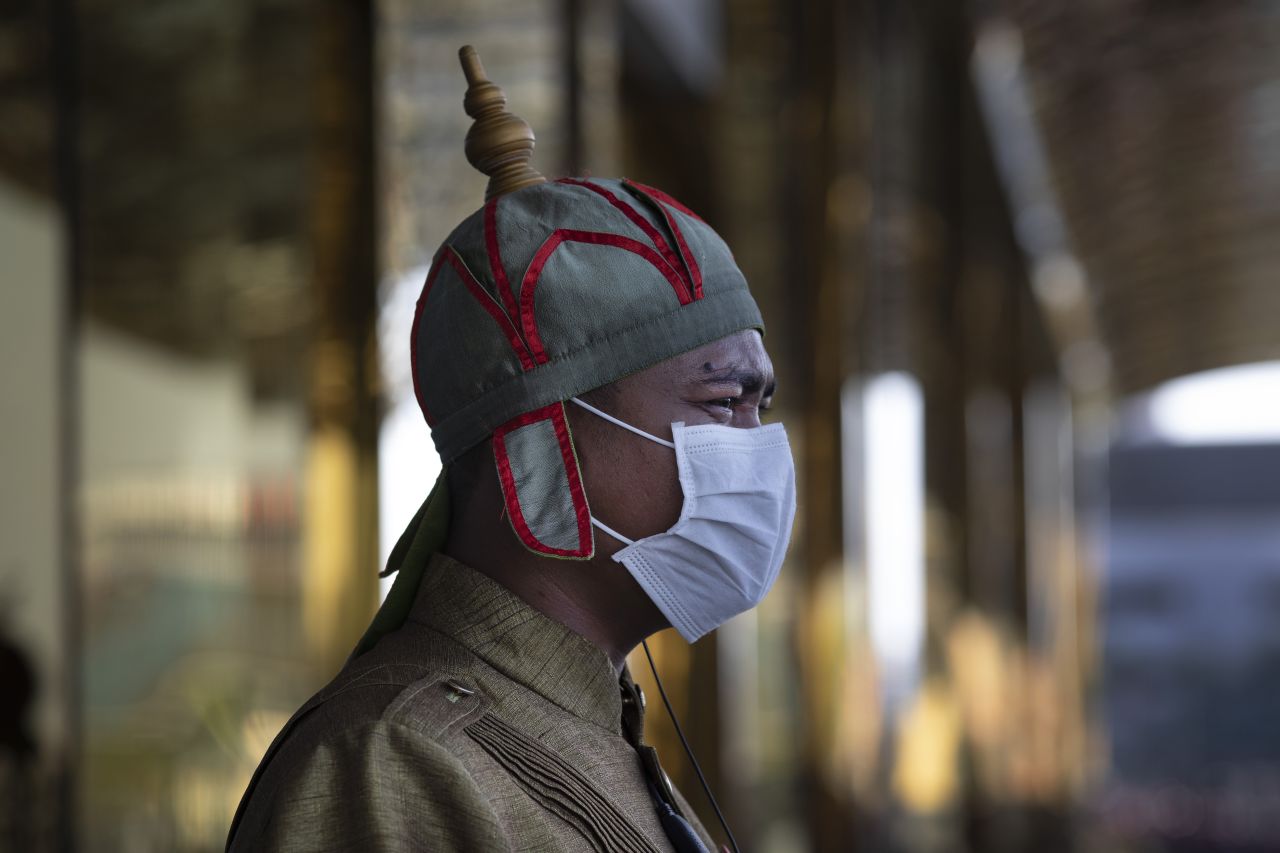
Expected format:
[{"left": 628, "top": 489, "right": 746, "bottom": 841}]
[
  {"left": 484, "top": 195, "right": 522, "bottom": 325},
  {"left": 557, "top": 178, "right": 689, "bottom": 291},
  {"left": 623, "top": 179, "right": 704, "bottom": 222},
  {"left": 443, "top": 246, "right": 536, "bottom": 371},
  {"left": 622, "top": 180, "right": 704, "bottom": 300},
  {"left": 409, "top": 251, "right": 446, "bottom": 426},
  {"left": 492, "top": 402, "right": 593, "bottom": 558},
  {"left": 551, "top": 404, "right": 593, "bottom": 555},
  {"left": 413, "top": 245, "right": 539, "bottom": 428},
  {"left": 520, "top": 229, "right": 693, "bottom": 364}
]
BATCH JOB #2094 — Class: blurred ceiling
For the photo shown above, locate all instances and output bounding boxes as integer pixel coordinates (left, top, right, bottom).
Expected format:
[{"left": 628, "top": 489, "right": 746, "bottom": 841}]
[
  {"left": 1007, "top": 1, "right": 1280, "bottom": 394},
  {"left": 0, "top": 0, "right": 316, "bottom": 401},
  {"left": 4, "top": 1, "right": 1279, "bottom": 396}
]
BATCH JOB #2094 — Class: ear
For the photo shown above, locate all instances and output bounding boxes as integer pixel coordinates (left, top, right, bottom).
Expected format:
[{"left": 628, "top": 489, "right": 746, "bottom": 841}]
[{"left": 491, "top": 402, "right": 595, "bottom": 559}]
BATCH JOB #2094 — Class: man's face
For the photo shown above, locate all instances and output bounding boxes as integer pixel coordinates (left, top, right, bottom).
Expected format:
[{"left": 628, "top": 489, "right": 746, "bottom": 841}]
[{"left": 567, "top": 329, "right": 776, "bottom": 555}]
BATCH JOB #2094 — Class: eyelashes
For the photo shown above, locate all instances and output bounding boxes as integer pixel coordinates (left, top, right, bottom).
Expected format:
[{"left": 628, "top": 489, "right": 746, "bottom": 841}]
[{"left": 703, "top": 398, "right": 773, "bottom": 414}]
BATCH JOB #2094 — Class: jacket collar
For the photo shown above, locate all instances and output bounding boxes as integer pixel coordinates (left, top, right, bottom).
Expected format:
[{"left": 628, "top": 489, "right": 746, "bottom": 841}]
[{"left": 407, "top": 552, "right": 625, "bottom": 734}]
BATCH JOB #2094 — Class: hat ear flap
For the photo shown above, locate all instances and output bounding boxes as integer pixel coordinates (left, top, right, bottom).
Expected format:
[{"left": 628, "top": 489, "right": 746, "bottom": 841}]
[{"left": 492, "top": 402, "right": 595, "bottom": 559}]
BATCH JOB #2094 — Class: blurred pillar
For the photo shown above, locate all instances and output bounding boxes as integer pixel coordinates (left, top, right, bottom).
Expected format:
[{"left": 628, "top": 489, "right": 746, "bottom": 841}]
[
  {"left": 0, "top": 184, "right": 68, "bottom": 851},
  {"left": 0, "top": 0, "right": 84, "bottom": 846},
  {"left": 561, "top": 0, "right": 583, "bottom": 174},
  {"left": 781, "top": 1, "right": 868, "bottom": 849},
  {"left": 862, "top": 2, "right": 966, "bottom": 846},
  {"left": 302, "top": 0, "right": 380, "bottom": 676}
]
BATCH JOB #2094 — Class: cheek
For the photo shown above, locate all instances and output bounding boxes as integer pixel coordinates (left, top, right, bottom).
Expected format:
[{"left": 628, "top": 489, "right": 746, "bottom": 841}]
[
  {"left": 633, "top": 441, "right": 684, "bottom": 536},
  {"left": 578, "top": 429, "right": 683, "bottom": 542}
]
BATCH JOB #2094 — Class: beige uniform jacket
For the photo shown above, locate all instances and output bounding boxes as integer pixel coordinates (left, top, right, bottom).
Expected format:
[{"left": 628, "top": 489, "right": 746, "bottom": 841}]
[{"left": 226, "top": 553, "right": 717, "bottom": 852}]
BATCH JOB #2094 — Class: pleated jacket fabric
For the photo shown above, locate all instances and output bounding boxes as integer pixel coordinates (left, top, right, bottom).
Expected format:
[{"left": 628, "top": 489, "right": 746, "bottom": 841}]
[{"left": 226, "top": 553, "right": 715, "bottom": 852}]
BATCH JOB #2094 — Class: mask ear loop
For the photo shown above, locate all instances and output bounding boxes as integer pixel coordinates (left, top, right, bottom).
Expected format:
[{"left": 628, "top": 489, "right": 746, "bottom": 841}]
[
  {"left": 574, "top": 396, "right": 678, "bottom": 549},
  {"left": 591, "top": 517, "right": 635, "bottom": 547},
  {"left": 569, "top": 397, "right": 676, "bottom": 448},
  {"left": 641, "top": 640, "right": 742, "bottom": 853}
]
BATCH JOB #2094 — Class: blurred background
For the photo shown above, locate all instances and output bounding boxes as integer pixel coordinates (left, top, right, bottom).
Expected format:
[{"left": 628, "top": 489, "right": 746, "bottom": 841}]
[{"left": 2, "top": 0, "right": 1279, "bottom": 850}]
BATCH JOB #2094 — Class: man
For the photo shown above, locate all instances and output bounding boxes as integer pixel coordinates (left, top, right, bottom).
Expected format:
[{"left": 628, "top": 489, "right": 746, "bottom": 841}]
[{"left": 227, "top": 46, "right": 795, "bottom": 853}]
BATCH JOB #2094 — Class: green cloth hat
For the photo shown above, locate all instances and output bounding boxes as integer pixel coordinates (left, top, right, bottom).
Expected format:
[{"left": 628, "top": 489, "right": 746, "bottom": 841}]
[
  {"left": 412, "top": 176, "right": 763, "bottom": 558},
  {"left": 355, "top": 47, "right": 762, "bottom": 657}
]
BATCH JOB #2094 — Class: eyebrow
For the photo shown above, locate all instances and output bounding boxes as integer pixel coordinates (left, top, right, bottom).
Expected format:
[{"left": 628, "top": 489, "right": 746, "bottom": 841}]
[{"left": 696, "top": 365, "right": 776, "bottom": 398}]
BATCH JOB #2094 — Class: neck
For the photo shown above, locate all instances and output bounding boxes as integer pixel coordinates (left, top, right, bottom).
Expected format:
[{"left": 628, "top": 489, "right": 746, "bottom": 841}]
[{"left": 443, "top": 516, "right": 664, "bottom": 672}]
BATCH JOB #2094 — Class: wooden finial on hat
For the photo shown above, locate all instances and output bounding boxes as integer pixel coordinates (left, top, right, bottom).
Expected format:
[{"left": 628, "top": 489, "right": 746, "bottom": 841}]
[{"left": 459, "top": 45, "right": 547, "bottom": 199}]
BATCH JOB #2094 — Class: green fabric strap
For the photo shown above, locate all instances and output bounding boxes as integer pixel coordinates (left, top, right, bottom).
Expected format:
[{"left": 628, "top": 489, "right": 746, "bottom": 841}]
[{"left": 351, "top": 470, "right": 451, "bottom": 658}]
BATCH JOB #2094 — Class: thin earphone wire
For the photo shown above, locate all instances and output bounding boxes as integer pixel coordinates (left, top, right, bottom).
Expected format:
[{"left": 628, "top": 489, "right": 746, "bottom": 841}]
[{"left": 642, "top": 639, "right": 742, "bottom": 853}]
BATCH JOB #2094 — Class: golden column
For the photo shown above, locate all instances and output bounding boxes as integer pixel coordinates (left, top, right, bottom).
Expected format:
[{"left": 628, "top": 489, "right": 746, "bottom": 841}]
[{"left": 302, "top": 0, "right": 380, "bottom": 675}]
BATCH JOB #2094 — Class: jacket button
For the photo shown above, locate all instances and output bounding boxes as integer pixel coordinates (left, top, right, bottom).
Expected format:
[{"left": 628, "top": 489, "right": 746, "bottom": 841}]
[{"left": 443, "top": 679, "right": 475, "bottom": 703}]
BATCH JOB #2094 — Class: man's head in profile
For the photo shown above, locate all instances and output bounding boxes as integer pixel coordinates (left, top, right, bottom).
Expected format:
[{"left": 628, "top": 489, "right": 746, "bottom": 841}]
[
  {"left": 228, "top": 47, "right": 795, "bottom": 853},
  {"left": 373, "top": 169, "right": 794, "bottom": 662}
]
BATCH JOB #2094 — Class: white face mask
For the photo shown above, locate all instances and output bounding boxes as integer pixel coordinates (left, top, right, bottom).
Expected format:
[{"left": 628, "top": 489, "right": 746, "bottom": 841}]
[{"left": 570, "top": 397, "right": 797, "bottom": 642}]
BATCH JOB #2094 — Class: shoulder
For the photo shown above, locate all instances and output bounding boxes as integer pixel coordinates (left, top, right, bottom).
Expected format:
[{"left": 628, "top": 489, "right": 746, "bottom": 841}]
[
  {"left": 230, "top": 716, "right": 504, "bottom": 852},
  {"left": 228, "top": 645, "right": 503, "bottom": 851}
]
